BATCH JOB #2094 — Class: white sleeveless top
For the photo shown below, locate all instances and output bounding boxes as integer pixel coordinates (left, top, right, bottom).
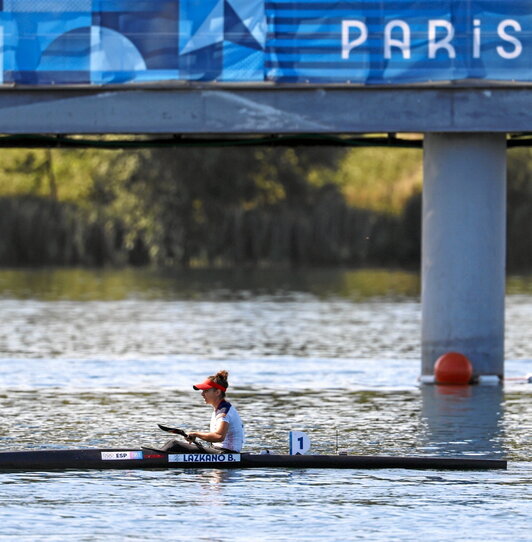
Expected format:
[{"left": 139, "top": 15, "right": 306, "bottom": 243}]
[{"left": 210, "top": 400, "right": 244, "bottom": 452}]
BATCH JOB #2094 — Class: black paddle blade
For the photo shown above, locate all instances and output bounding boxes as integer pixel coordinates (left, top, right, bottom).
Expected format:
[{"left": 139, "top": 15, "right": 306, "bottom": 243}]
[
  {"left": 157, "top": 424, "right": 188, "bottom": 438},
  {"left": 156, "top": 424, "right": 207, "bottom": 451}
]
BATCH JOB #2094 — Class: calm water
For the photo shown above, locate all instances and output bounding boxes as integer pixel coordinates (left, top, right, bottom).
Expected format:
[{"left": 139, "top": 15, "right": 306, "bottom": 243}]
[{"left": 0, "top": 268, "right": 530, "bottom": 541}]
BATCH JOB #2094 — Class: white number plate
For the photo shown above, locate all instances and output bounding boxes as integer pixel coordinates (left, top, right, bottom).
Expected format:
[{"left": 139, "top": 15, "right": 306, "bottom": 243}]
[
  {"left": 168, "top": 453, "right": 241, "bottom": 463},
  {"left": 101, "top": 451, "right": 144, "bottom": 461}
]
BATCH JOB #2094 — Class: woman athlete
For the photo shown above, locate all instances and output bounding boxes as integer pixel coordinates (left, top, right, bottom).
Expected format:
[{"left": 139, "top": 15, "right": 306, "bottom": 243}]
[{"left": 161, "top": 370, "right": 244, "bottom": 454}]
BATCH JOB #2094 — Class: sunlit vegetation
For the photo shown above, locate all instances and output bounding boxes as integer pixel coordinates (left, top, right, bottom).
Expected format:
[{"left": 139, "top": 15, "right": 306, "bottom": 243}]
[{"left": 0, "top": 145, "right": 529, "bottom": 270}]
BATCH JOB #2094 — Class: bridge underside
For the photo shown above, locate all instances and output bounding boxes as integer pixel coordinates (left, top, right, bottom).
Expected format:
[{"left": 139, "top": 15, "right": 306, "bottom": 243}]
[
  {"left": 2, "top": 84, "right": 529, "bottom": 380},
  {"left": 0, "top": 85, "right": 530, "bottom": 134}
]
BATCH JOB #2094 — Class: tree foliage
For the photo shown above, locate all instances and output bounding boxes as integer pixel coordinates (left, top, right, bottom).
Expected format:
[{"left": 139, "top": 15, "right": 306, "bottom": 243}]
[{"left": 0, "top": 144, "right": 529, "bottom": 270}]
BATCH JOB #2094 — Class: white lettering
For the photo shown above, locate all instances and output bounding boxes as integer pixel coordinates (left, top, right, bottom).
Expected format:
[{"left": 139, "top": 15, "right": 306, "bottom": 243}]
[
  {"left": 168, "top": 453, "right": 241, "bottom": 463},
  {"left": 340, "top": 17, "right": 525, "bottom": 63},
  {"left": 384, "top": 20, "right": 411, "bottom": 59},
  {"left": 341, "top": 20, "right": 368, "bottom": 59},
  {"left": 428, "top": 20, "right": 456, "bottom": 59},
  {"left": 497, "top": 19, "right": 522, "bottom": 59},
  {"left": 473, "top": 19, "right": 481, "bottom": 58}
]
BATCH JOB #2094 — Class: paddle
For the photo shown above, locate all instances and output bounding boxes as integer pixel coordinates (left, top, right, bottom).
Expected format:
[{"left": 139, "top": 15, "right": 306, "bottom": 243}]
[
  {"left": 157, "top": 424, "right": 189, "bottom": 438},
  {"left": 157, "top": 424, "right": 208, "bottom": 452}
]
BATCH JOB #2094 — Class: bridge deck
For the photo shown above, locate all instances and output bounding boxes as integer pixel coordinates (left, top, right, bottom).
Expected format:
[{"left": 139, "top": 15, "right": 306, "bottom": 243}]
[{"left": 1, "top": 85, "right": 530, "bottom": 134}]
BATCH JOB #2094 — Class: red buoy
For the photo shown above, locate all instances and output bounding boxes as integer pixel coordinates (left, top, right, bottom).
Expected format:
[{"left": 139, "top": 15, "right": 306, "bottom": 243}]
[{"left": 434, "top": 352, "right": 473, "bottom": 385}]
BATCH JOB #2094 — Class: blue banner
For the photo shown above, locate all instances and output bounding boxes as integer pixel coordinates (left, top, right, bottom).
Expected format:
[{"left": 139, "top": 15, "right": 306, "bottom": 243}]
[
  {"left": 0, "top": 1, "right": 530, "bottom": 85},
  {"left": 266, "top": 1, "right": 532, "bottom": 83}
]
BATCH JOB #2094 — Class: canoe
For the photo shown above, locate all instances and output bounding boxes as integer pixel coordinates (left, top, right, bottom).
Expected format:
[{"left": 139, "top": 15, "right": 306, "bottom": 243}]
[{"left": 0, "top": 448, "right": 506, "bottom": 471}]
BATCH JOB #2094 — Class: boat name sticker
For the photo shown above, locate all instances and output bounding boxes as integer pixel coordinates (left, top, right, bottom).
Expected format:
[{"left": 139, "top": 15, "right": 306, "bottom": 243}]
[
  {"left": 168, "top": 453, "right": 241, "bottom": 463},
  {"left": 101, "top": 451, "right": 144, "bottom": 461}
]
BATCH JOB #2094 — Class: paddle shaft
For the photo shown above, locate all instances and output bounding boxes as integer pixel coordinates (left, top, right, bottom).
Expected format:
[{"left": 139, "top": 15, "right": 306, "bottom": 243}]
[
  {"left": 157, "top": 424, "right": 208, "bottom": 451},
  {"left": 158, "top": 424, "right": 189, "bottom": 438}
]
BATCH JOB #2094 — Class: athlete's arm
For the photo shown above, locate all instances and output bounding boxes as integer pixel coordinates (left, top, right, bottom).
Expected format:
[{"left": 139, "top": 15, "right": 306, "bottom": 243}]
[{"left": 188, "top": 419, "right": 229, "bottom": 443}]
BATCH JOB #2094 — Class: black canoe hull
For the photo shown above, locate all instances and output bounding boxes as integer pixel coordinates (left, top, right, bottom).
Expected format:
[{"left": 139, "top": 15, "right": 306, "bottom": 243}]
[{"left": 0, "top": 449, "right": 506, "bottom": 471}]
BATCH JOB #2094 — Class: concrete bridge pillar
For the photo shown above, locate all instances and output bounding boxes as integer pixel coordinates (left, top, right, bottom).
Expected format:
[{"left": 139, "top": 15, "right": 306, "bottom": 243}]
[{"left": 421, "top": 133, "right": 507, "bottom": 378}]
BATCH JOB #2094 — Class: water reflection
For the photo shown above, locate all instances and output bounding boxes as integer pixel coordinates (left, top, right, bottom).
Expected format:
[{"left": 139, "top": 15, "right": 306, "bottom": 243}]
[
  {"left": 1, "top": 268, "right": 530, "bottom": 302},
  {"left": 0, "top": 268, "right": 420, "bottom": 301},
  {"left": 195, "top": 468, "right": 243, "bottom": 488},
  {"left": 420, "top": 385, "right": 504, "bottom": 458}
]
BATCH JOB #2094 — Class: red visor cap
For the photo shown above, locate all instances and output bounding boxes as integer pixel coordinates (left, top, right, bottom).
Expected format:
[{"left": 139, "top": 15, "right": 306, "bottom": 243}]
[{"left": 193, "top": 379, "right": 226, "bottom": 392}]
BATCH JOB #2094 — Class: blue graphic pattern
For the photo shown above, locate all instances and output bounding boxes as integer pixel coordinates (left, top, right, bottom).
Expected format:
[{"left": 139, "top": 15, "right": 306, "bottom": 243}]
[
  {"left": 0, "top": 0, "right": 529, "bottom": 85},
  {"left": 265, "top": 0, "right": 532, "bottom": 83}
]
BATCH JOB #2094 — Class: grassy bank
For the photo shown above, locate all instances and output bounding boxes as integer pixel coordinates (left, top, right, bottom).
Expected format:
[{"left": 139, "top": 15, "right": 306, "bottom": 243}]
[{"left": 0, "top": 146, "right": 529, "bottom": 270}]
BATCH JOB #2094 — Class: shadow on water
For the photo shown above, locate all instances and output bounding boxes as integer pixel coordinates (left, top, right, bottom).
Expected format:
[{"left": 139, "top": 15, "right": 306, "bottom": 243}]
[
  {"left": 1, "top": 268, "right": 531, "bottom": 302},
  {"left": 0, "top": 267, "right": 421, "bottom": 301},
  {"left": 420, "top": 385, "right": 504, "bottom": 459}
]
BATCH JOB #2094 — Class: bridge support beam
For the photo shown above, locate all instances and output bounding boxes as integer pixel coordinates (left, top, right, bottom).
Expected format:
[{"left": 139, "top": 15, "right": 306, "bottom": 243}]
[{"left": 421, "top": 133, "right": 507, "bottom": 378}]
